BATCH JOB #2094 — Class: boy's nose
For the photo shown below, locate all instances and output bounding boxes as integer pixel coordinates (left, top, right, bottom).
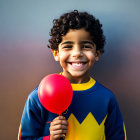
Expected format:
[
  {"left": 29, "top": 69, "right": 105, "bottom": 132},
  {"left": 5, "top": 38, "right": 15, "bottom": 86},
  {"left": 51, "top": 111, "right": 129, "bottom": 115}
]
[{"left": 72, "top": 45, "right": 83, "bottom": 58}]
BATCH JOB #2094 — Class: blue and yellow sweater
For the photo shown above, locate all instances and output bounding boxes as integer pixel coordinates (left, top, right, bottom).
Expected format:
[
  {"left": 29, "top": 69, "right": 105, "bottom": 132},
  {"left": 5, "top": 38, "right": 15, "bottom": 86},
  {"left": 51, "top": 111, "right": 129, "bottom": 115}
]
[{"left": 18, "top": 77, "right": 127, "bottom": 140}]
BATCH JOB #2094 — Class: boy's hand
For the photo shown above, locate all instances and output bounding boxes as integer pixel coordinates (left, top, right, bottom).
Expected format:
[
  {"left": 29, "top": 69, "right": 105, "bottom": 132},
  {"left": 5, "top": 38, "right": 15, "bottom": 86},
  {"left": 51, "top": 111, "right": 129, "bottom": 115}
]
[{"left": 49, "top": 116, "right": 68, "bottom": 140}]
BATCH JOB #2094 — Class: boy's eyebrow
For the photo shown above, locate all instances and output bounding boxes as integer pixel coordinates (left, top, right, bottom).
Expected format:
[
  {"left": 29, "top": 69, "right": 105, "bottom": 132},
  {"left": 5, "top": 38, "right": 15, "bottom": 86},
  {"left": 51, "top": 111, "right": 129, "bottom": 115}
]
[
  {"left": 61, "top": 41, "right": 95, "bottom": 45},
  {"left": 79, "top": 41, "right": 95, "bottom": 46},
  {"left": 61, "top": 41, "right": 73, "bottom": 45}
]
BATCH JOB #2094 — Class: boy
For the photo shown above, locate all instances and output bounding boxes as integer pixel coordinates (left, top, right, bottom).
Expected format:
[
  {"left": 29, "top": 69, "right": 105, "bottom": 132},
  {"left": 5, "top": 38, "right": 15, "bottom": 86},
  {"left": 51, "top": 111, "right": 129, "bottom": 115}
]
[{"left": 18, "top": 10, "right": 127, "bottom": 140}]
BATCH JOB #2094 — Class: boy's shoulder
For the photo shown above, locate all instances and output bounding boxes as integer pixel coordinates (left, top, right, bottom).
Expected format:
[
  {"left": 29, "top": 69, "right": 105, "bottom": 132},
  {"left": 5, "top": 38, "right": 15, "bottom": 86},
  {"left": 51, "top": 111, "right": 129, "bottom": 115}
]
[
  {"left": 28, "top": 86, "right": 39, "bottom": 100},
  {"left": 26, "top": 86, "right": 42, "bottom": 108},
  {"left": 95, "top": 81, "right": 118, "bottom": 102}
]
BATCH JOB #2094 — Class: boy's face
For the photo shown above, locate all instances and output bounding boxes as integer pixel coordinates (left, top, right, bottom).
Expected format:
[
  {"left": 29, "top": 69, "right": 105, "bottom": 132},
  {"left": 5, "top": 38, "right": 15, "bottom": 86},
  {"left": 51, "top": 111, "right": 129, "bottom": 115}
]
[{"left": 53, "top": 28, "right": 100, "bottom": 83}]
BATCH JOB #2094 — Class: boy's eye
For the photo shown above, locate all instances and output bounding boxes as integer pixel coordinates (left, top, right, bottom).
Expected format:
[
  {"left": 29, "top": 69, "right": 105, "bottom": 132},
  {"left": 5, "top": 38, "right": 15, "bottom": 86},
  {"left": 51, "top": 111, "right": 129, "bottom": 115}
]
[
  {"left": 63, "top": 45, "right": 72, "bottom": 49},
  {"left": 82, "top": 45, "right": 93, "bottom": 49}
]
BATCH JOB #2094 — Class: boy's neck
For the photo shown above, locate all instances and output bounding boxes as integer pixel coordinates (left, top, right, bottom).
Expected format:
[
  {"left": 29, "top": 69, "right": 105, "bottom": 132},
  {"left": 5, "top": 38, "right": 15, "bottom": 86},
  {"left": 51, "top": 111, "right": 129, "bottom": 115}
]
[{"left": 61, "top": 72, "right": 90, "bottom": 84}]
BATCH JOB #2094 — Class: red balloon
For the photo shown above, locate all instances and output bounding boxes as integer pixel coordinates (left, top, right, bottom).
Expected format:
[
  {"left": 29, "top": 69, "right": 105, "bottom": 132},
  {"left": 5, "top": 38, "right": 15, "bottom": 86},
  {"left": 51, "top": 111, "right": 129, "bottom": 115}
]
[{"left": 38, "top": 74, "right": 73, "bottom": 115}]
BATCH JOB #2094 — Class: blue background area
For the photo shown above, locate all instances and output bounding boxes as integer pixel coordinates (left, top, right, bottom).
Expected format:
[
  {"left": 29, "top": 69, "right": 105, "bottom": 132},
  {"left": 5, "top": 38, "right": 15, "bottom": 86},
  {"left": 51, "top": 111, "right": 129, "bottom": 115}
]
[{"left": 0, "top": 0, "right": 140, "bottom": 139}]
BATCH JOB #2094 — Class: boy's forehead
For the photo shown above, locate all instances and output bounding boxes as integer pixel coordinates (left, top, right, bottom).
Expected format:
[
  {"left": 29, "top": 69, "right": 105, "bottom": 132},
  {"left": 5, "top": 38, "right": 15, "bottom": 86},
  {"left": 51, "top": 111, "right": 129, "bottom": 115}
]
[{"left": 61, "top": 28, "right": 93, "bottom": 42}]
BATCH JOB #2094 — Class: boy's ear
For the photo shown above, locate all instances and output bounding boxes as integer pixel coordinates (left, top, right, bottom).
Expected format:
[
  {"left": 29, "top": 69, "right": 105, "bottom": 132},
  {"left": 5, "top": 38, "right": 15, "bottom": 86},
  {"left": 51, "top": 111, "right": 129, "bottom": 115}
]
[
  {"left": 51, "top": 50, "right": 60, "bottom": 61},
  {"left": 95, "top": 50, "right": 101, "bottom": 61}
]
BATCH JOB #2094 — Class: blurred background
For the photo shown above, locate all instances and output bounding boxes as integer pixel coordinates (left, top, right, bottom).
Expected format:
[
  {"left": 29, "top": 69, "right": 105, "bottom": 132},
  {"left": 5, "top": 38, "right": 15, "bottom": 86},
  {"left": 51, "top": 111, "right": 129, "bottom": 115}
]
[{"left": 0, "top": 0, "right": 140, "bottom": 139}]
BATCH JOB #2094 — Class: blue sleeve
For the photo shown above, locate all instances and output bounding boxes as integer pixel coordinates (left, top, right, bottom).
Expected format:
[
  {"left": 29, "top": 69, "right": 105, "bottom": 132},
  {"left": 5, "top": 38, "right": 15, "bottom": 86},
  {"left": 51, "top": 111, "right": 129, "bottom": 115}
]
[
  {"left": 105, "top": 94, "right": 127, "bottom": 140},
  {"left": 18, "top": 90, "right": 50, "bottom": 140}
]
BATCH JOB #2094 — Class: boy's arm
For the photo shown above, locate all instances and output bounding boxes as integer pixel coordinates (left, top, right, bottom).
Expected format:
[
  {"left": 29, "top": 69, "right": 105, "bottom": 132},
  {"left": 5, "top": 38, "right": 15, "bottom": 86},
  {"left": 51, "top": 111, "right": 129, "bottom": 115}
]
[
  {"left": 18, "top": 126, "right": 50, "bottom": 140},
  {"left": 105, "top": 95, "right": 127, "bottom": 140},
  {"left": 18, "top": 91, "right": 50, "bottom": 140}
]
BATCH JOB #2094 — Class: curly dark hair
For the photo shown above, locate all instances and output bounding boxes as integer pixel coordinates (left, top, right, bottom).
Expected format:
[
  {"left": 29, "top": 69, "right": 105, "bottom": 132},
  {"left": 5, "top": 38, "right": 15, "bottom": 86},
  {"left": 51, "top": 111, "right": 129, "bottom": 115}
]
[{"left": 48, "top": 10, "right": 105, "bottom": 53}]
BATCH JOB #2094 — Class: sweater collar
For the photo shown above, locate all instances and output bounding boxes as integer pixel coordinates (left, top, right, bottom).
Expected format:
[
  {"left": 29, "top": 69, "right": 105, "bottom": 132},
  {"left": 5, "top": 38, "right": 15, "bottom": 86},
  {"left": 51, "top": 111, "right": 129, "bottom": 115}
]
[
  {"left": 59, "top": 72, "right": 96, "bottom": 91},
  {"left": 71, "top": 77, "right": 96, "bottom": 91}
]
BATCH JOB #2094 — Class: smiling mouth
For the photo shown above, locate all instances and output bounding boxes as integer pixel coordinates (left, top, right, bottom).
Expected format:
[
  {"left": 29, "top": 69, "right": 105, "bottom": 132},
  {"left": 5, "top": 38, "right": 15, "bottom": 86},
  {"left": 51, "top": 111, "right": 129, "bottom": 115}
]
[{"left": 68, "top": 62, "right": 88, "bottom": 69}]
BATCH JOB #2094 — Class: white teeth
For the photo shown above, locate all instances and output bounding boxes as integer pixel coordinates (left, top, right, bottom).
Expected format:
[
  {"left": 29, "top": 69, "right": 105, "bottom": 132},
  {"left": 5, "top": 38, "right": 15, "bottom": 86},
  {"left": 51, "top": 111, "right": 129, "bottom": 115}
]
[{"left": 72, "top": 63, "right": 83, "bottom": 66}]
